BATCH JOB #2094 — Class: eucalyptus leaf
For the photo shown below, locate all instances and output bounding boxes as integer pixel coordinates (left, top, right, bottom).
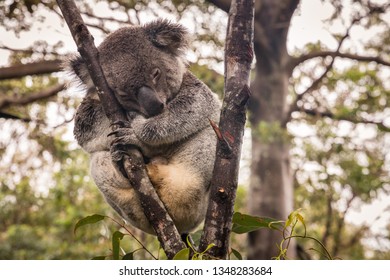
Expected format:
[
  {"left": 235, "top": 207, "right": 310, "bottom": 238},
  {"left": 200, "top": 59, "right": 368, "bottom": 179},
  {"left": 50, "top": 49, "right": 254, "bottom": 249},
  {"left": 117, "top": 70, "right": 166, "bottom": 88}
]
[
  {"left": 232, "top": 212, "right": 283, "bottom": 234},
  {"left": 74, "top": 214, "right": 105, "bottom": 235},
  {"left": 231, "top": 248, "right": 243, "bottom": 260},
  {"left": 173, "top": 248, "right": 190, "bottom": 260}
]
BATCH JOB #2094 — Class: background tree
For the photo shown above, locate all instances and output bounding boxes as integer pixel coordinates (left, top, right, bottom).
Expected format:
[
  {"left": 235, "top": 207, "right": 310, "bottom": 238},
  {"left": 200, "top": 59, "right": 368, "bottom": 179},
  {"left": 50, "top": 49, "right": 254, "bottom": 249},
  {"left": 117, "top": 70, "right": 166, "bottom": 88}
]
[{"left": 1, "top": 0, "right": 389, "bottom": 259}]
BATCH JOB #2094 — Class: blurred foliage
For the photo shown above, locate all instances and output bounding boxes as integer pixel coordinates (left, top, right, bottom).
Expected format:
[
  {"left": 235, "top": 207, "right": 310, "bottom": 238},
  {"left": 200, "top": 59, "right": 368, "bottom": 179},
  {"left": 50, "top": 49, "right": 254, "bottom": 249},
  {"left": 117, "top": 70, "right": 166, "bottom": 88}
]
[
  {"left": 291, "top": 69, "right": 390, "bottom": 259},
  {"left": 189, "top": 63, "right": 224, "bottom": 98},
  {"left": 253, "top": 121, "right": 291, "bottom": 144},
  {"left": 0, "top": 133, "right": 114, "bottom": 259}
]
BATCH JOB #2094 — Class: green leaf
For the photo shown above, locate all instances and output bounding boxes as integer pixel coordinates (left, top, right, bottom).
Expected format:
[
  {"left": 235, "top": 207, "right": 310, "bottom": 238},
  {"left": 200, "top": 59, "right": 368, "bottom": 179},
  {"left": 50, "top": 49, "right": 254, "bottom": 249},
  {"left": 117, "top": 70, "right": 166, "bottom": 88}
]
[
  {"left": 285, "top": 208, "right": 305, "bottom": 228},
  {"left": 112, "top": 231, "right": 125, "bottom": 260},
  {"left": 173, "top": 248, "right": 190, "bottom": 260},
  {"left": 232, "top": 212, "right": 283, "bottom": 234},
  {"left": 201, "top": 243, "right": 215, "bottom": 254},
  {"left": 74, "top": 214, "right": 105, "bottom": 235},
  {"left": 158, "top": 248, "right": 168, "bottom": 260},
  {"left": 230, "top": 248, "right": 243, "bottom": 260}
]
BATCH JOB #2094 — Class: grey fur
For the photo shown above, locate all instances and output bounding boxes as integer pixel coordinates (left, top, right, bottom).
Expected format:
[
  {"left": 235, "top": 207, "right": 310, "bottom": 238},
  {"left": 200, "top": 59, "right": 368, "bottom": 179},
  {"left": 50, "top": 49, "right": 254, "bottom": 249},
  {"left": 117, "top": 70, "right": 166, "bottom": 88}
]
[{"left": 69, "top": 19, "right": 221, "bottom": 234}]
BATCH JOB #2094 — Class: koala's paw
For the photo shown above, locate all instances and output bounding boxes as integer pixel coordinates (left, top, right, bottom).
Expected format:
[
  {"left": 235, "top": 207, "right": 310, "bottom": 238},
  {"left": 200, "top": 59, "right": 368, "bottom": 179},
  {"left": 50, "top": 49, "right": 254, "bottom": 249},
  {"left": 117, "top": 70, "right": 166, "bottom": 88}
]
[
  {"left": 109, "top": 121, "right": 138, "bottom": 146},
  {"left": 110, "top": 142, "right": 127, "bottom": 162},
  {"left": 110, "top": 120, "right": 132, "bottom": 129},
  {"left": 107, "top": 122, "right": 135, "bottom": 166}
]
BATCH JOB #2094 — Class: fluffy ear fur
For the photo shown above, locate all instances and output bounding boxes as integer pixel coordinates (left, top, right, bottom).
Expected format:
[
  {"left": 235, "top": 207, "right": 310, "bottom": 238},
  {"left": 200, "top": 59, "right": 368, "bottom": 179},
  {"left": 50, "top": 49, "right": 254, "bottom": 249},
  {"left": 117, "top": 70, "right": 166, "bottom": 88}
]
[
  {"left": 144, "top": 19, "right": 189, "bottom": 56},
  {"left": 64, "top": 55, "right": 93, "bottom": 88}
]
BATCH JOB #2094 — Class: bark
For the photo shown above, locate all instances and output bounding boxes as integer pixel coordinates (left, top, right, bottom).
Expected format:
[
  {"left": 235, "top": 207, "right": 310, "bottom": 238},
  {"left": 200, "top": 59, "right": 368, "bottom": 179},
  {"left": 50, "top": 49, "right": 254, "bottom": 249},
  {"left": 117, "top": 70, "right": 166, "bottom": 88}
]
[
  {"left": 199, "top": 0, "right": 254, "bottom": 259},
  {"left": 247, "top": 0, "right": 299, "bottom": 259},
  {"left": 0, "top": 60, "right": 62, "bottom": 80},
  {"left": 56, "top": 0, "right": 185, "bottom": 259}
]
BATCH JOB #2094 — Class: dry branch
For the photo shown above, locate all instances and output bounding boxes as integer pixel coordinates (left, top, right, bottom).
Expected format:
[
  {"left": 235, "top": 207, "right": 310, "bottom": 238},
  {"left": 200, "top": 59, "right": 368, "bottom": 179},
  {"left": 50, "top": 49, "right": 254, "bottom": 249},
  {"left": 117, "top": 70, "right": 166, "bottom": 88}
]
[{"left": 56, "top": 0, "right": 185, "bottom": 259}]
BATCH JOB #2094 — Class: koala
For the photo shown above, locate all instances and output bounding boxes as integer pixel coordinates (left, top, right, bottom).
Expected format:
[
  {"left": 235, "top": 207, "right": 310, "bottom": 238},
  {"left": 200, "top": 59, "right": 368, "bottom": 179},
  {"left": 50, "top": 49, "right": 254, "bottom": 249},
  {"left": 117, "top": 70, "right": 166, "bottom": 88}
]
[{"left": 68, "top": 19, "right": 221, "bottom": 235}]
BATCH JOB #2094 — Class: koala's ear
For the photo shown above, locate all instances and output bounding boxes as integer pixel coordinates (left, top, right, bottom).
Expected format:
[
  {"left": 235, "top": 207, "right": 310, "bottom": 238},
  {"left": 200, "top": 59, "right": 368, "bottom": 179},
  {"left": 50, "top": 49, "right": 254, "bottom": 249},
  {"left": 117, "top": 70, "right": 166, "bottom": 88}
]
[
  {"left": 64, "top": 55, "right": 93, "bottom": 87},
  {"left": 144, "top": 19, "right": 189, "bottom": 55}
]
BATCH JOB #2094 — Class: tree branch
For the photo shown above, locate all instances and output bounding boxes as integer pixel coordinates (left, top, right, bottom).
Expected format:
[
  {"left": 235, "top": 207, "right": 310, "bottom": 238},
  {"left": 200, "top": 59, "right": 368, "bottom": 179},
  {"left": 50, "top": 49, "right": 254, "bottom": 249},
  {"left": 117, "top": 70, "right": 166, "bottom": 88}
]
[
  {"left": 332, "top": 194, "right": 355, "bottom": 257},
  {"left": 0, "top": 83, "right": 65, "bottom": 110},
  {"left": 199, "top": 0, "right": 254, "bottom": 259},
  {"left": 56, "top": 0, "right": 185, "bottom": 259},
  {"left": 81, "top": 11, "right": 132, "bottom": 25},
  {"left": 284, "top": 21, "right": 354, "bottom": 127},
  {"left": 300, "top": 109, "right": 390, "bottom": 132},
  {"left": 321, "top": 192, "right": 334, "bottom": 248},
  {"left": 288, "top": 51, "right": 390, "bottom": 73},
  {"left": 288, "top": 2, "right": 390, "bottom": 72},
  {"left": 0, "top": 60, "right": 62, "bottom": 80},
  {"left": 0, "top": 112, "right": 30, "bottom": 122},
  {"left": 0, "top": 44, "right": 60, "bottom": 56}
]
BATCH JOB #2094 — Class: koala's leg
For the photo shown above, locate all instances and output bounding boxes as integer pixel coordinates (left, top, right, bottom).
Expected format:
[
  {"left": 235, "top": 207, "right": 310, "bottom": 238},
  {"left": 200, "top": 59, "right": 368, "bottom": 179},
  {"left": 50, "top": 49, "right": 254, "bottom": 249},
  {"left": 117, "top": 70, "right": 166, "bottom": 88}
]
[
  {"left": 146, "top": 158, "right": 209, "bottom": 234},
  {"left": 90, "top": 151, "right": 155, "bottom": 234}
]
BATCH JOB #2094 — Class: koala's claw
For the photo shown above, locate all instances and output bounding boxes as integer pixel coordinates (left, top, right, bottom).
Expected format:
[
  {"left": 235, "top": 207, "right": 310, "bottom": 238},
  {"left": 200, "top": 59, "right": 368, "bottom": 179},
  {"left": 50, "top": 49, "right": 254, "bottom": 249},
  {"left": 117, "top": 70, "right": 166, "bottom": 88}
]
[
  {"left": 108, "top": 120, "right": 132, "bottom": 136},
  {"left": 108, "top": 126, "right": 134, "bottom": 138},
  {"left": 111, "top": 120, "right": 132, "bottom": 128},
  {"left": 110, "top": 140, "right": 129, "bottom": 160},
  {"left": 111, "top": 134, "right": 133, "bottom": 147},
  {"left": 110, "top": 135, "right": 141, "bottom": 158}
]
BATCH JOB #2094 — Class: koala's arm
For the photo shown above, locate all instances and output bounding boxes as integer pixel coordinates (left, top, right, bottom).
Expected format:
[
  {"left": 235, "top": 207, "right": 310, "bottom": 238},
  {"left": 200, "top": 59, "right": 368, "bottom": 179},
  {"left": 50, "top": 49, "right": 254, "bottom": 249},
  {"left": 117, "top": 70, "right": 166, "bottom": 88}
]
[
  {"left": 131, "top": 72, "right": 221, "bottom": 146},
  {"left": 73, "top": 96, "right": 112, "bottom": 153}
]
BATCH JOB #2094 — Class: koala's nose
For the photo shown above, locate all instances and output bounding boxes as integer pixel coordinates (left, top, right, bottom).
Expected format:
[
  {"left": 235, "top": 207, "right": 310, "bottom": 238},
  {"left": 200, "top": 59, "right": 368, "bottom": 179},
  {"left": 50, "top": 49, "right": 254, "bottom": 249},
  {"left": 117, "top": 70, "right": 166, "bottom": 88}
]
[{"left": 137, "top": 86, "right": 164, "bottom": 117}]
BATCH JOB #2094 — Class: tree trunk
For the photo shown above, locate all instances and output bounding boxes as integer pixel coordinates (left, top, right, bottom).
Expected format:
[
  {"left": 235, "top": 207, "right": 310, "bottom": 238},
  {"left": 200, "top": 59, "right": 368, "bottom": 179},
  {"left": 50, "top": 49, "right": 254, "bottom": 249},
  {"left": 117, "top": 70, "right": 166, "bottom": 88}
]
[{"left": 247, "top": 0, "right": 299, "bottom": 259}]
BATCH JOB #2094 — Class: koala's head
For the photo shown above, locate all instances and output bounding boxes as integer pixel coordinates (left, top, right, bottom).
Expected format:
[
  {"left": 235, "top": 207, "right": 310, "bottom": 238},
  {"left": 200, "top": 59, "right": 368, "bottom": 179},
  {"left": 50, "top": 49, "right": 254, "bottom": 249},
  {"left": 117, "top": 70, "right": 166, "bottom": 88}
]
[{"left": 68, "top": 19, "right": 189, "bottom": 117}]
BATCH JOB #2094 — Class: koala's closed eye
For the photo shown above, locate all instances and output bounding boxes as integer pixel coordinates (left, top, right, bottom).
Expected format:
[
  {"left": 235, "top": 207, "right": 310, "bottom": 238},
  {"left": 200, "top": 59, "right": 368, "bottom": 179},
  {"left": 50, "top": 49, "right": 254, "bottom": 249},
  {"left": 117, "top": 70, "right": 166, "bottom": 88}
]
[{"left": 151, "top": 68, "right": 161, "bottom": 85}]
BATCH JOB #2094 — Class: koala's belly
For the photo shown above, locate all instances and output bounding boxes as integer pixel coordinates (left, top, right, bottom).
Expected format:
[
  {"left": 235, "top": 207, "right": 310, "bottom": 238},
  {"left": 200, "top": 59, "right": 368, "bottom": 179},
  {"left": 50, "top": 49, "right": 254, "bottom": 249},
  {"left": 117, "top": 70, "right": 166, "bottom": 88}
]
[{"left": 147, "top": 159, "right": 209, "bottom": 233}]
